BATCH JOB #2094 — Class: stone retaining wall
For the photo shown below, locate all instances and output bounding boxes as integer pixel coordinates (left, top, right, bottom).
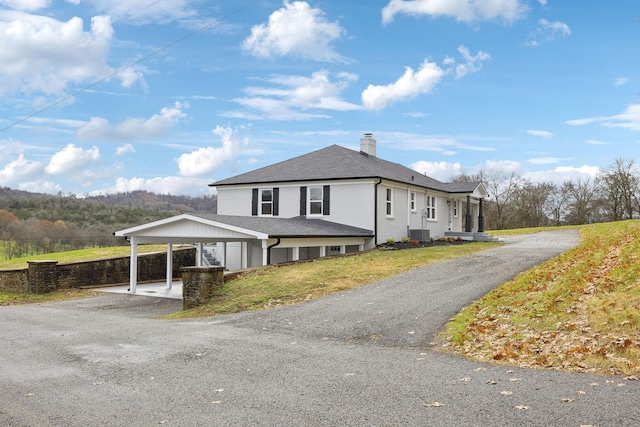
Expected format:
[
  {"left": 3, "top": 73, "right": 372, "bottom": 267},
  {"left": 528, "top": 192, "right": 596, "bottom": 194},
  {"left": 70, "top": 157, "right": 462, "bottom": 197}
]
[
  {"left": 181, "top": 266, "right": 225, "bottom": 310},
  {"left": 0, "top": 247, "right": 196, "bottom": 294}
]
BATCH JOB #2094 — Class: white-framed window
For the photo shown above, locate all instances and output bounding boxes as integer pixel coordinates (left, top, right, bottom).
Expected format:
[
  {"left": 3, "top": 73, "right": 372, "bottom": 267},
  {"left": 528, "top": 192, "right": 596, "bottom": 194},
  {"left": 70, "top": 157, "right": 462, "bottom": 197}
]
[
  {"left": 386, "top": 188, "right": 394, "bottom": 217},
  {"left": 260, "top": 189, "right": 273, "bottom": 216},
  {"left": 453, "top": 200, "right": 458, "bottom": 218},
  {"left": 410, "top": 191, "right": 416, "bottom": 212},
  {"left": 426, "top": 195, "right": 436, "bottom": 220},
  {"left": 308, "top": 186, "right": 323, "bottom": 215}
]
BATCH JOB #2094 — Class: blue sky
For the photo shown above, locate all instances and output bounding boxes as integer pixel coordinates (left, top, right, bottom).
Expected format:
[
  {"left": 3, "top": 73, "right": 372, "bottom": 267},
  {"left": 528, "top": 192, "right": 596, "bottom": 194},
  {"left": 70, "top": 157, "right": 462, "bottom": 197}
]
[{"left": 0, "top": 0, "right": 638, "bottom": 196}]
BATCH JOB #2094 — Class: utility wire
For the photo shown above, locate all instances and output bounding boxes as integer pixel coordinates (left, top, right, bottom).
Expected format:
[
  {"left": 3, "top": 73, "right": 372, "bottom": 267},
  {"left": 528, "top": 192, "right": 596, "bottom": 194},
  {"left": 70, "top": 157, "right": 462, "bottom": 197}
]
[{"left": 0, "top": 0, "right": 262, "bottom": 135}]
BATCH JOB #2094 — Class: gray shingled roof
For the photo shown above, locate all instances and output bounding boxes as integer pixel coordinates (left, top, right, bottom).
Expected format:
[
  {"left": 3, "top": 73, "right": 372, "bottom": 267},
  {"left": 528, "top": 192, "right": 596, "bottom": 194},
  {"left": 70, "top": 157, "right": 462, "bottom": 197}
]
[
  {"left": 196, "top": 214, "right": 373, "bottom": 238},
  {"left": 211, "top": 144, "right": 481, "bottom": 194}
]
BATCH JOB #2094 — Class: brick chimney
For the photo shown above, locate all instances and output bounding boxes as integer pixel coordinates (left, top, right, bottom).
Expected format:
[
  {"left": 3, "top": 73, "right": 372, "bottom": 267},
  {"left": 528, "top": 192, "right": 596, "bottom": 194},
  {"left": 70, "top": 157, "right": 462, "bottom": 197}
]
[{"left": 360, "top": 133, "right": 376, "bottom": 158}]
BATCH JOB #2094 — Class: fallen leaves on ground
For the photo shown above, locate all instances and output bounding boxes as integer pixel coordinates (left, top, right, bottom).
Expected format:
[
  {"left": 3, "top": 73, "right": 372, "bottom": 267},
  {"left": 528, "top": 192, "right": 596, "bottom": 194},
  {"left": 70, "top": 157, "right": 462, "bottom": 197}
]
[{"left": 441, "top": 221, "right": 640, "bottom": 376}]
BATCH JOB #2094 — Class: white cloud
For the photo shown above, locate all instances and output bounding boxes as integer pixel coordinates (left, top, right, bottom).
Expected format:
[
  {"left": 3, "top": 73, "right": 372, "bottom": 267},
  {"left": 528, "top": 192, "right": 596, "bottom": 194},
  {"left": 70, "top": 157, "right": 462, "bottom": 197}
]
[
  {"left": 17, "top": 179, "right": 63, "bottom": 194},
  {"left": 116, "top": 143, "right": 135, "bottom": 155},
  {"left": 362, "top": 60, "right": 444, "bottom": 111},
  {"left": 0, "top": 154, "right": 44, "bottom": 187},
  {"left": 45, "top": 143, "right": 100, "bottom": 175},
  {"left": 449, "top": 45, "right": 491, "bottom": 79},
  {"left": 526, "top": 18, "right": 571, "bottom": 47},
  {"left": 0, "top": 12, "right": 143, "bottom": 97},
  {"left": 177, "top": 125, "right": 249, "bottom": 177},
  {"left": 565, "top": 117, "right": 603, "bottom": 126},
  {"left": 410, "top": 160, "right": 464, "bottom": 182},
  {"left": 362, "top": 45, "right": 488, "bottom": 110},
  {"left": 0, "top": 0, "right": 50, "bottom": 11},
  {"left": 76, "top": 102, "right": 188, "bottom": 140},
  {"left": 527, "top": 156, "right": 563, "bottom": 164},
  {"left": 484, "top": 159, "right": 522, "bottom": 173},
  {"left": 585, "top": 139, "right": 609, "bottom": 145},
  {"left": 227, "top": 70, "right": 360, "bottom": 120},
  {"left": 524, "top": 165, "right": 600, "bottom": 185},
  {"left": 93, "top": 176, "right": 215, "bottom": 196},
  {"left": 614, "top": 77, "right": 629, "bottom": 87},
  {"left": 526, "top": 129, "right": 554, "bottom": 138},
  {"left": 243, "top": 1, "right": 346, "bottom": 62},
  {"left": 382, "top": 0, "right": 528, "bottom": 24},
  {"left": 86, "top": 0, "right": 197, "bottom": 25},
  {"left": 537, "top": 0, "right": 547, "bottom": 5},
  {"left": 566, "top": 104, "right": 640, "bottom": 131}
]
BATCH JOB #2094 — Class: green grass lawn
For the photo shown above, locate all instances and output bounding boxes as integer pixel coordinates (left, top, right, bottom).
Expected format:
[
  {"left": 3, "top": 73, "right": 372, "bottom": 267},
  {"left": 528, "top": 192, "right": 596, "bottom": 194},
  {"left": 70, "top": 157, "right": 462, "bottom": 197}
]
[{"left": 0, "top": 244, "right": 168, "bottom": 269}]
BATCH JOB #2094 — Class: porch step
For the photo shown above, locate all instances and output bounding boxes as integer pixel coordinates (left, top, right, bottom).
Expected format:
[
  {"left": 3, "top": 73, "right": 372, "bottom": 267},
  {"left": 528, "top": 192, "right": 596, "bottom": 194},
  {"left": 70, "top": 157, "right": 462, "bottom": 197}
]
[{"left": 444, "top": 231, "right": 501, "bottom": 242}]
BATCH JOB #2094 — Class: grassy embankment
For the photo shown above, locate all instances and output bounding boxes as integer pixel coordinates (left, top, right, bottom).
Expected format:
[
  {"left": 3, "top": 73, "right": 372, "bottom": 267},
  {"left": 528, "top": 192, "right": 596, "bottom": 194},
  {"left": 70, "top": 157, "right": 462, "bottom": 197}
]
[
  {"left": 441, "top": 220, "right": 640, "bottom": 376},
  {"left": 167, "top": 241, "right": 499, "bottom": 318}
]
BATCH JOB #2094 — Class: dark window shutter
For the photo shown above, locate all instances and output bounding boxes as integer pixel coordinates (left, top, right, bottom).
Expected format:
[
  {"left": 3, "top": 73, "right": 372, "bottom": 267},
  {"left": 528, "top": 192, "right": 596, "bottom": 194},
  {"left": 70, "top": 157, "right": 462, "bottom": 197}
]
[
  {"left": 251, "top": 188, "right": 258, "bottom": 216},
  {"left": 299, "top": 186, "right": 307, "bottom": 216},
  {"left": 273, "top": 188, "right": 279, "bottom": 216},
  {"left": 323, "top": 185, "right": 330, "bottom": 215}
]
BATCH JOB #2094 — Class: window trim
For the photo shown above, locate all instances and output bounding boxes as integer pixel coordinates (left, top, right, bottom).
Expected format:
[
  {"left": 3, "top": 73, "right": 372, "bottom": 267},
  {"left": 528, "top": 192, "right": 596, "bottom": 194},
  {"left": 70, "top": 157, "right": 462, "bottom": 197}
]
[
  {"left": 453, "top": 199, "right": 458, "bottom": 218},
  {"left": 386, "top": 188, "right": 394, "bottom": 218},
  {"left": 426, "top": 195, "right": 436, "bottom": 221},
  {"left": 410, "top": 191, "right": 417, "bottom": 212},
  {"left": 259, "top": 188, "right": 274, "bottom": 216},
  {"left": 307, "top": 186, "right": 324, "bottom": 217},
  {"left": 301, "top": 185, "right": 330, "bottom": 216}
]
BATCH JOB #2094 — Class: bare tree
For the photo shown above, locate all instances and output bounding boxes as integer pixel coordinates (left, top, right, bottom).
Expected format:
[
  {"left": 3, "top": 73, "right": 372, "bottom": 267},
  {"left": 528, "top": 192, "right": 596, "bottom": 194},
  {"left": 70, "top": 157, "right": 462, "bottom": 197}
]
[
  {"left": 510, "top": 179, "right": 555, "bottom": 228},
  {"left": 563, "top": 177, "right": 602, "bottom": 225},
  {"left": 481, "top": 169, "right": 519, "bottom": 230},
  {"left": 547, "top": 184, "right": 570, "bottom": 226},
  {"left": 601, "top": 158, "right": 639, "bottom": 221}
]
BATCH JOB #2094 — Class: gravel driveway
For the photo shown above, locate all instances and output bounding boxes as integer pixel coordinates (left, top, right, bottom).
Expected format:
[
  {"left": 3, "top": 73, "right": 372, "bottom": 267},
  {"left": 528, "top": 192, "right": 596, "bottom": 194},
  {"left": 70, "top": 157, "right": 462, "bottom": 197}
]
[{"left": 1, "top": 230, "right": 638, "bottom": 426}]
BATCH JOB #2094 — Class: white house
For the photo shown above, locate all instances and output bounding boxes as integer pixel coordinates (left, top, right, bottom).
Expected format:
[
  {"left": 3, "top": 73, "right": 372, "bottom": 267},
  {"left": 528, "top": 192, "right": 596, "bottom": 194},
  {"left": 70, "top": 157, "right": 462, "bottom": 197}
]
[{"left": 115, "top": 134, "right": 488, "bottom": 292}]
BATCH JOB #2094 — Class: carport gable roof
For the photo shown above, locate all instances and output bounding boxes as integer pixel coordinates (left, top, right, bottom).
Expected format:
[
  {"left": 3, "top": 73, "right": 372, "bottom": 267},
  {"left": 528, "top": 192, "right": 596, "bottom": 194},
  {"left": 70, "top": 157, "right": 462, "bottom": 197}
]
[
  {"left": 114, "top": 214, "right": 269, "bottom": 244},
  {"left": 114, "top": 213, "right": 373, "bottom": 244}
]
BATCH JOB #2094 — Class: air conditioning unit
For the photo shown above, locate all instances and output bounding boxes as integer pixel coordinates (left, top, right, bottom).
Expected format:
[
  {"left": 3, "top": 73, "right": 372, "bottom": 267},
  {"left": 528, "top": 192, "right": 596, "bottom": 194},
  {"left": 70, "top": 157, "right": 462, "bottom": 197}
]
[{"left": 409, "top": 229, "right": 430, "bottom": 242}]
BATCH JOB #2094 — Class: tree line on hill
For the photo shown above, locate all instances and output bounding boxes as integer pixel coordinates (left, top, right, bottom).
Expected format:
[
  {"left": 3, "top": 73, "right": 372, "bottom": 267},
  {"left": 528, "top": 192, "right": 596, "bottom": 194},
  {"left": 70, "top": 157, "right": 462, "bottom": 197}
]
[
  {"left": 455, "top": 157, "right": 640, "bottom": 230},
  {"left": 0, "top": 189, "right": 217, "bottom": 260}
]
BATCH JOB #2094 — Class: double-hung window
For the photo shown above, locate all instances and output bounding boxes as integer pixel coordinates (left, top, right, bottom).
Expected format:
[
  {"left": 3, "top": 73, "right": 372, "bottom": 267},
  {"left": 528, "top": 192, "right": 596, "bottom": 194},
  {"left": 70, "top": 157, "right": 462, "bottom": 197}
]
[
  {"left": 308, "top": 187, "right": 323, "bottom": 215},
  {"left": 386, "top": 188, "right": 394, "bottom": 217},
  {"left": 452, "top": 200, "right": 458, "bottom": 218},
  {"left": 252, "top": 188, "right": 279, "bottom": 216},
  {"left": 300, "top": 185, "right": 330, "bottom": 216},
  {"left": 426, "top": 195, "right": 436, "bottom": 220},
  {"left": 410, "top": 191, "right": 416, "bottom": 212},
  {"left": 260, "top": 189, "right": 273, "bottom": 215}
]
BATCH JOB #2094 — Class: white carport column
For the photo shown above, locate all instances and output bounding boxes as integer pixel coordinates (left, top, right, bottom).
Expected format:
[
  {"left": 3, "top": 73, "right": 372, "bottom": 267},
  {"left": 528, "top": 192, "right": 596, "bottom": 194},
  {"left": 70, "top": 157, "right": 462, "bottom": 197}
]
[
  {"left": 242, "top": 242, "right": 248, "bottom": 269},
  {"left": 166, "top": 243, "right": 173, "bottom": 290},
  {"left": 129, "top": 236, "right": 138, "bottom": 294},
  {"left": 221, "top": 242, "right": 227, "bottom": 267},
  {"left": 262, "top": 240, "right": 268, "bottom": 266},
  {"left": 196, "top": 242, "right": 204, "bottom": 266}
]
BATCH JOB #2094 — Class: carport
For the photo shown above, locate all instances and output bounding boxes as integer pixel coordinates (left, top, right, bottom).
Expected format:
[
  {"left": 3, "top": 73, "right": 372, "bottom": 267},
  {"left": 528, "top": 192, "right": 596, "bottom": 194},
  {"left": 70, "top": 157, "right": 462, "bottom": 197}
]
[
  {"left": 114, "top": 214, "right": 268, "bottom": 294},
  {"left": 114, "top": 213, "right": 374, "bottom": 295}
]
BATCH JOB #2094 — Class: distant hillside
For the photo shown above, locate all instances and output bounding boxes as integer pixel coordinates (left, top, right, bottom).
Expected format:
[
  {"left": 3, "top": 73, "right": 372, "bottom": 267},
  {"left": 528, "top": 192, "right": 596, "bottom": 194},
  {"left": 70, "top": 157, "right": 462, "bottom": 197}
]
[{"left": 0, "top": 187, "right": 217, "bottom": 227}]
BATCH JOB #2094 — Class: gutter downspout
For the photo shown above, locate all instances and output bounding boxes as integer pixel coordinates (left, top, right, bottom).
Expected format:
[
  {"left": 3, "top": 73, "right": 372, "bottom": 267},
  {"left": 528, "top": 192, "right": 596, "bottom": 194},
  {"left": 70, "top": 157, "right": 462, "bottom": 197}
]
[
  {"left": 266, "top": 237, "right": 281, "bottom": 265},
  {"left": 374, "top": 178, "right": 382, "bottom": 245}
]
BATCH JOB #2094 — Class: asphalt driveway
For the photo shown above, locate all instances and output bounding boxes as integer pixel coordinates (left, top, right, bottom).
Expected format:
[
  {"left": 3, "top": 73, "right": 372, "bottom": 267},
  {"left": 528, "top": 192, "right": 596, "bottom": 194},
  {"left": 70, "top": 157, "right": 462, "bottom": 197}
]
[{"left": 1, "top": 230, "right": 638, "bottom": 426}]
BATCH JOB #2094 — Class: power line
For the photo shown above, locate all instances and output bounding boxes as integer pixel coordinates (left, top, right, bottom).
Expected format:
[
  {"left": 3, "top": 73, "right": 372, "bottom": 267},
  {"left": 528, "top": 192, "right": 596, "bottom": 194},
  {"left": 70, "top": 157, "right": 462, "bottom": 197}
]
[{"left": 0, "top": 0, "right": 262, "bottom": 135}]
